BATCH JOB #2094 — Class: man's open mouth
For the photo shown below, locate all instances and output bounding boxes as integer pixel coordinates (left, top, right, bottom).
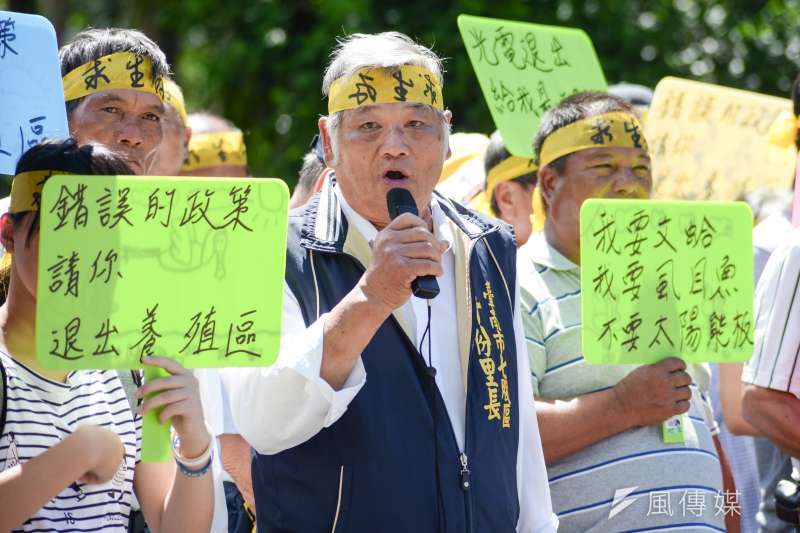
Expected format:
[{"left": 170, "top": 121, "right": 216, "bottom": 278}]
[{"left": 384, "top": 170, "right": 408, "bottom": 182}]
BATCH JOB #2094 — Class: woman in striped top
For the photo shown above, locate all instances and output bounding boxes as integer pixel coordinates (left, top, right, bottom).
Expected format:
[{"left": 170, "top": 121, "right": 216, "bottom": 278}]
[{"left": 0, "top": 140, "right": 214, "bottom": 532}]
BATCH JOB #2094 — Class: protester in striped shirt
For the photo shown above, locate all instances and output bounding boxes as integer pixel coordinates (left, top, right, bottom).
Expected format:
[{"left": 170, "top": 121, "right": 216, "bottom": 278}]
[
  {"left": 742, "top": 226, "right": 800, "bottom": 460},
  {"left": 519, "top": 91, "right": 738, "bottom": 532},
  {"left": 0, "top": 140, "right": 214, "bottom": 532}
]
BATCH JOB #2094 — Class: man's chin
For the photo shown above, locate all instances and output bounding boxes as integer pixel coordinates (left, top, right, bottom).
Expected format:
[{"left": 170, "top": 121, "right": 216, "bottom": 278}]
[{"left": 125, "top": 160, "right": 144, "bottom": 175}]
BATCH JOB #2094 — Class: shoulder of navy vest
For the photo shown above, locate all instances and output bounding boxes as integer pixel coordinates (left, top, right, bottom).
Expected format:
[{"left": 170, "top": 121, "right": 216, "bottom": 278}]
[{"left": 433, "top": 191, "right": 517, "bottom": 247}]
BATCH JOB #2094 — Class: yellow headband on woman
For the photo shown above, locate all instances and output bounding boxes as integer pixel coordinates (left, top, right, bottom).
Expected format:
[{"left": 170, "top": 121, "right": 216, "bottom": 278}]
[
  {"left": 539, "top": 112, "right": 649, "bottom": 167},
  {"left": 328, "top": 65, "right": 444, "bottom": 114},
  {"left": 182, "top": 131, "right": 247, "bottom": 171},
  {"left": 63, "top": 51, "right": 165, "bottom": 102},
  {"left": 9, "top": 170, "right": 73, "bottom": 213}
]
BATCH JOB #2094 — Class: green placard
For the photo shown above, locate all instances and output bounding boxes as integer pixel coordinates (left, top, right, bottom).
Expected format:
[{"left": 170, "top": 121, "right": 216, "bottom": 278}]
[
  {"left": 580, "top": 199, "right": 754, "bottom": 365},
  {"left": 36, "top": 175, "right": 288, "bottom": 371},
  {"left": 457, "top": 14, "right": 607, "bottom": 158}
]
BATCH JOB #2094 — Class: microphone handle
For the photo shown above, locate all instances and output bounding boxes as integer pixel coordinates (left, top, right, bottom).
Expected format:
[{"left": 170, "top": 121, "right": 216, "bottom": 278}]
[
  {"left": 412, "top": 275, "right": 440, "bottom": 300},
  {"left": 393, "top": 205, "right": 440, "bottom": 300}
]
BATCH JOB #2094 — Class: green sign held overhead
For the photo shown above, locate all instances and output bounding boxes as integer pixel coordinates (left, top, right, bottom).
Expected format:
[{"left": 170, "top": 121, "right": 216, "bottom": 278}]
[
  {"left": 457, "top": 14, "right": 607, "bottom": 158},
  {"left": 580, "top": 199, "right": 754, "bottom": 365},
  {"left": 35, "top": 175, "right": 288, "bottom": 462}
]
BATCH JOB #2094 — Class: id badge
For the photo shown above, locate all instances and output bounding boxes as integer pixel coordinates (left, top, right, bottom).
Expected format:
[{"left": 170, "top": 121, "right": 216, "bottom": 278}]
[{"left": 662, "top": 414, "right": 685, "bottom": 444}]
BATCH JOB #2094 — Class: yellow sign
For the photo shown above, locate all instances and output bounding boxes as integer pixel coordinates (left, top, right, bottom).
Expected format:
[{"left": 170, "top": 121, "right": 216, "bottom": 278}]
[{"left": 646, "top": 77, "right": 796, "bottom": 201}]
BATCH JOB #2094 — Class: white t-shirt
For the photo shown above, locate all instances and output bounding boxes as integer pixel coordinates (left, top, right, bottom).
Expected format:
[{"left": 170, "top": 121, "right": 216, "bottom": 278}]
[{"left": 0, "top": 352, "right": 140, "bottom": 532}]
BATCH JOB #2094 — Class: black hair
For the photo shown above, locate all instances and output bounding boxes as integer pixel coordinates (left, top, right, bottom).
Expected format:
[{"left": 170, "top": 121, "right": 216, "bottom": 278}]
[
  {"left": 533, "top": 91, "right": 637, "bottom": 174},
  {"left": 10, "top": 138, "right": 133, "bottom": 244},
  {"left": 60, "top": 28, "right": 170, "bottom": 116},
  {"left": 484, "top": 130, "right": 536, "bottom": 216}
]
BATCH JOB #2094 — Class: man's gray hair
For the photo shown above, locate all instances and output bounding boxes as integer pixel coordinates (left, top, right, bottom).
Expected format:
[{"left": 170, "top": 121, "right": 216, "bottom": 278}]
[{"left": 322, "top": 32, "right": 449, "bottom": 164}]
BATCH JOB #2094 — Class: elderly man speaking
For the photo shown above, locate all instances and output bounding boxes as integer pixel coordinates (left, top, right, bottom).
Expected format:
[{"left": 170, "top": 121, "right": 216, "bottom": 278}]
[{"left": 221, "top": 32, "right": 556, "bottom": 532}]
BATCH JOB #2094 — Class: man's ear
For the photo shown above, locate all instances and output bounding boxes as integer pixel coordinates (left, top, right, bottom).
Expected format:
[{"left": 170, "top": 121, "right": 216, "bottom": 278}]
[
  {"left": 493, "top": 182, "right": 516, "bottom": 217},
  {"left": 0, "top": 213, "right": 15, "bottom": 254},
  {"left": 318, "top": 117, "right": 335, "bottom": 166},
  {"left": 537, "top": 165, "right": 560, "bottom": 208}
]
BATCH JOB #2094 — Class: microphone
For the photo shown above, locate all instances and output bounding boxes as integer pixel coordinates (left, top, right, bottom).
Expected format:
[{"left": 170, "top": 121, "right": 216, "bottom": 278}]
[{"left": 386, "top": 188, "right": 441, "bottom": 299}]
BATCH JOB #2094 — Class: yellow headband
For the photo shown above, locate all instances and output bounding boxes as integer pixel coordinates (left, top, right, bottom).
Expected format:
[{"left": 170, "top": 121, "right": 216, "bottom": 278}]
[
  {"left": 182, "top": 131, "right": 247, "bottom": 171},
  {"left": 163, "top": 79, "right": 187, "bottom": 124},
  {"left": 767, "top": 110, "right": 800, "bottom": 149},
  {"left": 63, "top": 51, "right": 165, "bottom": 102},
  {"left": 485, "top": 156, "right": 537, "bottom": 195},
  {"left": 468, "top": 156, "right": 538, "bottom": 217},
  {"left": 328, "top": 65, "right": 444, "bottom": 114},
  {"left": 9, "top": 170, "right": 72, "bottom": 213},
  {"left": 539, "top": 112, "right": 649, "bottom": 167}
]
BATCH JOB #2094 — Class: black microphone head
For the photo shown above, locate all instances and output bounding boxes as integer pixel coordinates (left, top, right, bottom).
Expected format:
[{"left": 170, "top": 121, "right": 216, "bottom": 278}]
[{"left": 386, "top": 188, "right": 418, "bottom": 219}]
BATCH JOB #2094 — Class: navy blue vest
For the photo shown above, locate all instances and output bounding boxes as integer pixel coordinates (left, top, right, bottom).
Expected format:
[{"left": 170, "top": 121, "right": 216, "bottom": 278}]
[{"left": 252, "top": 185, "right": 521, "bottom": 533}]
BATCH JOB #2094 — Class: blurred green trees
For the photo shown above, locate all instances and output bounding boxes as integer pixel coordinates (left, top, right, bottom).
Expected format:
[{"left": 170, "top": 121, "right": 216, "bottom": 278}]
[{"left": 4, "top": 0, "right": 800, "bottom": 189}]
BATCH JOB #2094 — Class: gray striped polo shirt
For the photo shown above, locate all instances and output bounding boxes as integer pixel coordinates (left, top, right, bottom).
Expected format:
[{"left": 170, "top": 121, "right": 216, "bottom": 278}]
[{"left": 520, "top": 233, "right": 725, "bottom": 532}]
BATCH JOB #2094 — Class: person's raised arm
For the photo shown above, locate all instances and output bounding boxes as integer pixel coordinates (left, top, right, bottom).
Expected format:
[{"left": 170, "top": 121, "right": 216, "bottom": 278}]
[
  {"left": 321, "top": 212, "right": 447, "bottom": 388},
  {"left": 222, "top": 212, "right": 447, "bottom": 455},
  {"left": 134, "top": 357, "right": 213, "bottom": 533}
]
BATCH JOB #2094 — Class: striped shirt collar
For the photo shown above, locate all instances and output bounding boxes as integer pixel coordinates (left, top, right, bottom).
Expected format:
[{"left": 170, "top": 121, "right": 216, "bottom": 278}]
[{"left": 525, "top": 232, "right": 578, "bottom": 271}]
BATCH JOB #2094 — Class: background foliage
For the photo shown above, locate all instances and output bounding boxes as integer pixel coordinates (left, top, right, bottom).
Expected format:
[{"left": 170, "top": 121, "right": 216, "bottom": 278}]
[{"left": 4, "top": 0, "right": 800, "bottom": 189}]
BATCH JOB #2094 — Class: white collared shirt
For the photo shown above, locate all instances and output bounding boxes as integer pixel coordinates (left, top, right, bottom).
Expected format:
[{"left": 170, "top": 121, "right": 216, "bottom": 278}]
[{"left": 221, "top": 185, "right": 557, "bottom": 532}]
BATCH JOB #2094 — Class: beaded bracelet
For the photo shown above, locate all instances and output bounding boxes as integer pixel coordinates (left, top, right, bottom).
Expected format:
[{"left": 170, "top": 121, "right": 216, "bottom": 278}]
[
  {"left": 172, "top": 434, "right": 213, "bottom": 477},
  {"left": 175, "top": 448, "right": 213, "bottom": 477}
]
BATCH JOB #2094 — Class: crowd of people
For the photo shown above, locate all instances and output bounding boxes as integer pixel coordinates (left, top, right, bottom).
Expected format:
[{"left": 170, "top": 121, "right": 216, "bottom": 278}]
[{"left": 0, "top": 19, "right": 799, "bottom": 533}]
